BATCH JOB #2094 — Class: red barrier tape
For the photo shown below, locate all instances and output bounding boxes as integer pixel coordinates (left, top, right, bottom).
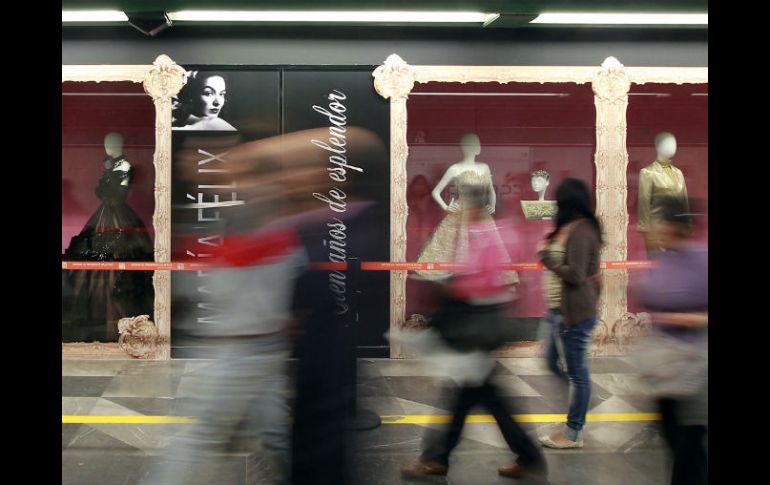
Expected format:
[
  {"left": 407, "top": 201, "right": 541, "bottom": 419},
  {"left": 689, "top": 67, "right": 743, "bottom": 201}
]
[{"left": 62, "top": 260, "right": 657, "bottom": 271}]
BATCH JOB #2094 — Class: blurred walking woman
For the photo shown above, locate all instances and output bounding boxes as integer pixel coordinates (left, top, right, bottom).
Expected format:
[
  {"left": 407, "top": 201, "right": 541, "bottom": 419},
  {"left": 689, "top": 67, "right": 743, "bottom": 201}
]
[
  {"left": 536, "top": 178, "right": 602, "bottom": 449},
  {"left": 634, "top": 195, "right": 707, "bottom": 485},
  {"left": 401, "top": 184, "right": 547, "bottom": 481}
]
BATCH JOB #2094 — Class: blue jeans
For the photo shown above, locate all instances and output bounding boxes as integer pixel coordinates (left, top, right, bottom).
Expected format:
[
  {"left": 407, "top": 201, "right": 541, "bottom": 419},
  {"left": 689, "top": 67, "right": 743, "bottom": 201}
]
[
  {"left": 143, "top": 336, "right": 291, "bottom": 485},
  {"left": 544, "top": 309, "right": 566, "bottom": 380},
  {"left": 560, "top": 316, "right": 597, "bottom": 433}
]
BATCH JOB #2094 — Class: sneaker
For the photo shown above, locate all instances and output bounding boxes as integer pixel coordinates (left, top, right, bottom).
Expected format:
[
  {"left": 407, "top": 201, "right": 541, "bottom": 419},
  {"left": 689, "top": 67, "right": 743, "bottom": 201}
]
[
  {"left": 401, "top": 458, "right": 449, "bottom": 478},
  {"left": 538, "top": 430, "right": 583, "bottom": 449}
]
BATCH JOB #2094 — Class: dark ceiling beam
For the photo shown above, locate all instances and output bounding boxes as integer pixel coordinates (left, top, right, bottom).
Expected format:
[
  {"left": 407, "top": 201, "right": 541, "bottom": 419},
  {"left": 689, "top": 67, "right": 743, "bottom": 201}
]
[{"left": 62, "top": 0, "right": 708, "bottom": 14}]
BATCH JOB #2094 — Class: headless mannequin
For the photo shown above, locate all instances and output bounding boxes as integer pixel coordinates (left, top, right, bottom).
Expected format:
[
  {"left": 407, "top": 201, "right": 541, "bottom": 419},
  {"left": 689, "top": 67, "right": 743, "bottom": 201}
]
[
  {"left": 430, "top": 133, "right": 495, "bottom": 214},
  {"left": 637, "top": 132, "right": 689, "bottom": 254},
  {"left": 104, "top": 132, "right": 130, "bottom": 186}
]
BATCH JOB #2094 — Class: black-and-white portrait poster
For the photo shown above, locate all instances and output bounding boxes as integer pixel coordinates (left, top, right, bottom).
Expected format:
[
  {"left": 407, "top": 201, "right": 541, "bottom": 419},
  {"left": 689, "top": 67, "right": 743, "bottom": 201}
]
[{"left": 170, "top": 67, "right": 390, "bottom": 358}]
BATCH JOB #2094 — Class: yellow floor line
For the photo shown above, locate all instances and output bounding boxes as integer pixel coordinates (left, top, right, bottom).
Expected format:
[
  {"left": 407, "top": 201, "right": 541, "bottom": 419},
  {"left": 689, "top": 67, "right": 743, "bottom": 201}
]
[
  {"left": 62, "top": 416, "right": 195, "bottom": 424},
  {"left": 62, "top": 413, "right": 659, "bottom": 425}
]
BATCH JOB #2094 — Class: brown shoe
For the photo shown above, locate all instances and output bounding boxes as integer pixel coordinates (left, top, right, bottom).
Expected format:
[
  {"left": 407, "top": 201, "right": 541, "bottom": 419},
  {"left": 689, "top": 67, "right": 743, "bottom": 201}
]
[
  {"left": 401, "top": 458, "right": 449, "bottom": 478},
  {"left": 498, "top": 461, "right": 548, "bottom": 479}
]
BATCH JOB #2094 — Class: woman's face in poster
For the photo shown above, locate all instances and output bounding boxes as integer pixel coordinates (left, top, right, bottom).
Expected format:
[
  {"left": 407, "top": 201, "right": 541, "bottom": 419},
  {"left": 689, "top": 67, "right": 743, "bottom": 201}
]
[{"left": 191, "top": 75, "right": 227, "bottom": 119}]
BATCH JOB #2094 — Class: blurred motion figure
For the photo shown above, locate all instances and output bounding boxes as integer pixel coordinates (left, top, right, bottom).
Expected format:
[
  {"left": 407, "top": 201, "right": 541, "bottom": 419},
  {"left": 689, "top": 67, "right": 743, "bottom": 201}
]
[
  {"left": 634, "top": 195, "right": 707, "bottom": 485},
  {"left": 400, "top": 184, "right": 547, "bottom": 481}
]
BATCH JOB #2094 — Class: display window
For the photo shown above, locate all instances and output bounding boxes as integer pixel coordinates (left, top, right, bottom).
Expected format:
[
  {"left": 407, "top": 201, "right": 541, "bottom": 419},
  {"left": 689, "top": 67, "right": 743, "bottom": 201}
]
[
  {"left": 626, "top": 83, "right": 708, "bottom": 313},
  {"left": 404, "top": 81, "right": 596, "bottom": 332},
  {"left": 62, "top": 81, "right": 156, "bottom": 343}
]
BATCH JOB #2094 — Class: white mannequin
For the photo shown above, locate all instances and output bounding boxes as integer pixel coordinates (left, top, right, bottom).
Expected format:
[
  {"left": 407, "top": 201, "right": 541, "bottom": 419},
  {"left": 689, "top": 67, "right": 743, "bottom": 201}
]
[
  {"left": 637, "top": 131, "right": 689, "bottom": 253},
  {"left": 655, "top": 131, "right": 677, "bottom": 161},
  {"left": 530, "top": 170, "right": 550, "bottom": 201},
  {"left": 430, "top": 133, "right": 495, "bottom": 214},
  {"left": 104, "top": 132, "right": 131, "bottom": 186}
]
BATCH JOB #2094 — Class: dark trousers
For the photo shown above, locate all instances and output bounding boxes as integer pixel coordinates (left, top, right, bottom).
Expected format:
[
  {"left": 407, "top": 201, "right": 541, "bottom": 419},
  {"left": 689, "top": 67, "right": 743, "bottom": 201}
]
[
  {"left": 422, "top": 379, "right": 544, "bottom": 467},
  {"left": 658, "top": 398, "right": 708, "bottom": 485}
]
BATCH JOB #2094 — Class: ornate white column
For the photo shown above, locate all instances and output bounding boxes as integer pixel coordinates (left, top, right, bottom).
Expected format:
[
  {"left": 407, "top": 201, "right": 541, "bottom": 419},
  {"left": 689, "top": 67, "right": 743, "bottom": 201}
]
[
  {"left": 143, "top": 55, "right": 186, "bottom": 359},
  {"left": 373, "top": 54, "right": 415, "bottom": 358},
  {"left": 591, "top": 57, "right": 634, "bottom": 355}
]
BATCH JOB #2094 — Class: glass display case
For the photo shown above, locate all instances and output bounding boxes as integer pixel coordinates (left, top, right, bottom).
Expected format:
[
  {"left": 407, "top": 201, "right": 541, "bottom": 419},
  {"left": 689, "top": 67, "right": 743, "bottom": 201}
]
[
  {"left": 626, "top": 83, "right": 708, "bottom": 315},
  {"left": 404, "top": 81, "right": 596, "bottom": 343},
  {"left": 374, "top": 54, "right": 707, "bottom": 357},
  {"left": 61, "top": 57, "right": 184, "bottom": 359}
]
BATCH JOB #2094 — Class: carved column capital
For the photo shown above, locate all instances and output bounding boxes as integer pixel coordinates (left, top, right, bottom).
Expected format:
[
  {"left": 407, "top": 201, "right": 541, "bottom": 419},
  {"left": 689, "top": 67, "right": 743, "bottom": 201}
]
[
  {"left": 593, "top": 57, "right": 631, "bottom": 104},
  {"left": 143, "top": 55, "right": 186, "bottom": 101},
  {"left": 373, "top": 54, "right": 416, "bottom": 100}
]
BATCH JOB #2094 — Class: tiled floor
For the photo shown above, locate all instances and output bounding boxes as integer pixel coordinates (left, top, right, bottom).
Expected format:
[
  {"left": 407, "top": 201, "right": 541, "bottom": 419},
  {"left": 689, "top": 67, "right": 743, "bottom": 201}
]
[{"left": 63, "top": 357, "right": 671, "bottom": 484}]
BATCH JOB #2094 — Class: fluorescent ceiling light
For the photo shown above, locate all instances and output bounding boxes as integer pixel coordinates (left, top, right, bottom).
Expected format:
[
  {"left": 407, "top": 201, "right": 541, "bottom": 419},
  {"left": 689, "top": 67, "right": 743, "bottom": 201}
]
[
  {"left": 531, "top": 13, "right": 707, "bottom": 25},
  {"left": 168, "top": 10, "right": 495, "bottom": 23},
  {"left": 62, "top": 10, "right": 128, "bottom": 22}
]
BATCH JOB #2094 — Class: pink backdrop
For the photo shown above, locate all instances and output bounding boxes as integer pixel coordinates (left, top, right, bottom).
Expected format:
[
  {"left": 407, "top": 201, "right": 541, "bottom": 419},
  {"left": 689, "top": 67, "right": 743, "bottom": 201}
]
[{"left": 405, "top": 82, "right": 596, "bottom": 319}]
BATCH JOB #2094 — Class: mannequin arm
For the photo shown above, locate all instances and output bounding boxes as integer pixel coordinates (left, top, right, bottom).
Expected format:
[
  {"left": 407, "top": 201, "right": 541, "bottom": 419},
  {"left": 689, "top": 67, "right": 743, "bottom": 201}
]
[
  {"left": 431, "top": 166, "right": 456, "bottom": 211},
  {"left": 681, "top": 173, "right": 690, "bottom": 213},
  {"left": 486, "top": 165, "right": 496, "bottom": 213}
]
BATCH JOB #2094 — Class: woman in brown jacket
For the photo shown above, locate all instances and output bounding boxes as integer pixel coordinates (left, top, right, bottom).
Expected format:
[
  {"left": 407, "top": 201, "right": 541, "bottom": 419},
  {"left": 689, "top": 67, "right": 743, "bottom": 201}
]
[{"left": 536, "top": 178, "right": 603, "bottom": 449}]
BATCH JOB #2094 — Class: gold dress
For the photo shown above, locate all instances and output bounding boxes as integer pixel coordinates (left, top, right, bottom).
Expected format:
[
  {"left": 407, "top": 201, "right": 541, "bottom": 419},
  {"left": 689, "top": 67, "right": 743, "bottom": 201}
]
[{"left": 414, "top": 169, "right": 518, "bottom": 285}]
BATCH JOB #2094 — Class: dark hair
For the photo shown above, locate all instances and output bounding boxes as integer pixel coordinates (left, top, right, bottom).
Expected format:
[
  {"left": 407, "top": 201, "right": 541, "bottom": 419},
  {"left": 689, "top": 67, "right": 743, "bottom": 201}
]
[
  {"left": 549, "top": 178, "right": 603, "bottom": 244},
  {"left": 531, "top": 170, "right": 550, "bottom": 181},
  {"left": 181, "top": 71, "right": 228, "bottom": 102}
]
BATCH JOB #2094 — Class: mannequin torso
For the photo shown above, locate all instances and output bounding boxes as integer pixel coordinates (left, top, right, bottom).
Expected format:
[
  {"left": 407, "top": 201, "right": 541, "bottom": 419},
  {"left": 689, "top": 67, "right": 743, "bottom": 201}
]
[{"left": 431, "top": 134, "right": 495, "bottom": 214}]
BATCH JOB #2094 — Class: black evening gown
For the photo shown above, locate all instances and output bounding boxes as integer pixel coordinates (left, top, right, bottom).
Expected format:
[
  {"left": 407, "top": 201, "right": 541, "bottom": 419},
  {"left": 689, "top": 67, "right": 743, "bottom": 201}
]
[{"left": 62, "top": 156, "right": 155, "bottom": 342}]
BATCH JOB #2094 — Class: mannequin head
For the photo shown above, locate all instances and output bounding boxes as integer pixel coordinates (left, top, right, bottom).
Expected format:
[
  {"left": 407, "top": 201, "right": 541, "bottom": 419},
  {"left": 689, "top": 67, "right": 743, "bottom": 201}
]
[
  {"left": 460, "top": 133, "right": 481, "bottom": 159},
  {"left": 530, "top": 170, "right": 550, "bottom": 200},
  {"left": 104, "top": 132, "right": 124, "bottom": 158},
  {"left": 654, "top": 132, "right": 677, "bottom": 161}
]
